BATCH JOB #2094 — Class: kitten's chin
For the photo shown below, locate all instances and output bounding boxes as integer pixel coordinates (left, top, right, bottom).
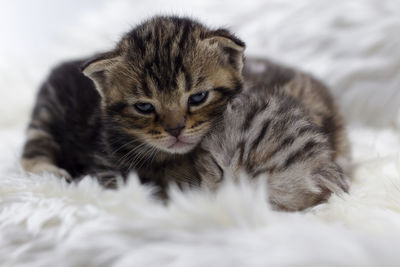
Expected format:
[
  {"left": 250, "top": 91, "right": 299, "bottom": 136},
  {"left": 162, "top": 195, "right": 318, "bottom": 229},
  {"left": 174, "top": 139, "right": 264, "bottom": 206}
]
[
  {"left": 150, "top": 134, "right": 203, "bottom": 155},
  {"left": 164, "top": 140, "right": 197, "bottom": 154}
]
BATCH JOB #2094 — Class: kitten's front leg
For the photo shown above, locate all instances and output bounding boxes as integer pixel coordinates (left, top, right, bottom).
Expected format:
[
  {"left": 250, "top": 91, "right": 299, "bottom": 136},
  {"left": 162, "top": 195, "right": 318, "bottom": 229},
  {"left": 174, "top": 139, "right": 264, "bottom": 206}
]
[
  {"left": 21, "top": 69, "right": 75, "bottom": 183},
  {"left": 313, "top": 163, "right": 349, "bottom": 194},
  {"left": 22, "top": 157, "right": 72, "bottom": 182},
  {"left": 86, "top": 154, "right": 124, "bottom": 189},
  {"left": 22, "top": 126, "right": 72, "bottom": 182},
  {"left": 195, "top": 149, "right": 224, "bottom": 191},
  {"left": 93, "top": 170, "right": 122, "bottom": 189}
]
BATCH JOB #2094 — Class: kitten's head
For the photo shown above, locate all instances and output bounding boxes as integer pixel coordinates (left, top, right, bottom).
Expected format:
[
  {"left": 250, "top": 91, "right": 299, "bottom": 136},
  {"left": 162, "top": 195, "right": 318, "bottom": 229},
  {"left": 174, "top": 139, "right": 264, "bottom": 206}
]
[{"left": 82, "top": 16, "right": 245, "bottom": 156}]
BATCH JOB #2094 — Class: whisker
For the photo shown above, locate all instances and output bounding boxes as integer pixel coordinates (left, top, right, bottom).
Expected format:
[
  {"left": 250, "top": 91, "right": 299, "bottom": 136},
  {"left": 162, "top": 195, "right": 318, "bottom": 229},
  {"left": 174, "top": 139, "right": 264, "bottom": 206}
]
[{"left": 115, "top": 142, "right": 148, "bottom": 167}]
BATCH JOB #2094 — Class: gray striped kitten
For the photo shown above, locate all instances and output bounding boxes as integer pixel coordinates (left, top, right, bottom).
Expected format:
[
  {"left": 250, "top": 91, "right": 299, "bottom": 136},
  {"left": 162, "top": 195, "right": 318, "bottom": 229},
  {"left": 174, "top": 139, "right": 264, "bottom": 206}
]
[{"left": 196, "top": 59, "right": 350, "bottom": 211}]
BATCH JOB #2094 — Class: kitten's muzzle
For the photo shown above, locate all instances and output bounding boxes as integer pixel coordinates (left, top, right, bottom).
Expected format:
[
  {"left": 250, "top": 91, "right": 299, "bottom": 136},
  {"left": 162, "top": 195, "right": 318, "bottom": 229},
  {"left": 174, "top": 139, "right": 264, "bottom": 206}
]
[
  {"left": 161, "top": 109, "right": 186, "bottom": 137},
  {"left": 165, "top": 125, "right": 185, "bottom": 137}
]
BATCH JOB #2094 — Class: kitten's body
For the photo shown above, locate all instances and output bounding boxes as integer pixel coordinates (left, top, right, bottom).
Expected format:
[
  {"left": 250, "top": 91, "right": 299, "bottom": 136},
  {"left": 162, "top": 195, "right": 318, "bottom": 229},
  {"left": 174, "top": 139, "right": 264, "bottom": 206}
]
[
  {"left": 243, "top": 58, "right": 350, "bottom": 170},
  {"left": 196, "top": 60, "right": 350, "bottom": 210},
  {"left": 21, "top": 16, "right": 350, "bottom": 208}
]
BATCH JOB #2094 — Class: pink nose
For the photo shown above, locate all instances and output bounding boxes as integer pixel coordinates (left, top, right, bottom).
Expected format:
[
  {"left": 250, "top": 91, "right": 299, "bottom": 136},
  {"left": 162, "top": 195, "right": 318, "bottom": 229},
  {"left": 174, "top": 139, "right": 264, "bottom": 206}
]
[{"left": 165, "top": 125, "right": 185, "bottom": 137}]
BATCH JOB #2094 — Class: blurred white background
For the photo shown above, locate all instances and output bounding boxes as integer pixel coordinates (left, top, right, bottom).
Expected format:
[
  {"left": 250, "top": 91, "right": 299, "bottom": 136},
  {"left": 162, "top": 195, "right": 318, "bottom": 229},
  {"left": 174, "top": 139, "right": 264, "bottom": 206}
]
[
  {"left": 0, "top": 0, "right": 400, "bottom": 161},
  {"left": 0, "top": 0, "right": 106, "bottom": 61},
  {"left": 1, "top": 0, "right": 400, "bottom": 129}
]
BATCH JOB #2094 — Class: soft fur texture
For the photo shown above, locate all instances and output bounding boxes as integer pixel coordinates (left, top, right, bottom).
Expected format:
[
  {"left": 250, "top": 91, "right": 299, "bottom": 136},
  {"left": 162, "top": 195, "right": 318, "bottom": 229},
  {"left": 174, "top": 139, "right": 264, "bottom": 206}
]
[
  {"left": 1, "top": 0, "right": 400, "bottom": 266},
  {"left": 197, "top": 86, "right": 349, "bottom": 211}
]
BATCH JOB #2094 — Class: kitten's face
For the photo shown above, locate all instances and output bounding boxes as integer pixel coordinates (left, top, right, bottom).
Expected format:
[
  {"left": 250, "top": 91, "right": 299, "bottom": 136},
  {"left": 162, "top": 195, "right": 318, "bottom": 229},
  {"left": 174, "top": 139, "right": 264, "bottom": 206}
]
[
  {"left": 106, "top": 56, "right": 241, "bottom": 154},
  {"left": 83, "top": 17, "right": 245, "bottom": 155}
]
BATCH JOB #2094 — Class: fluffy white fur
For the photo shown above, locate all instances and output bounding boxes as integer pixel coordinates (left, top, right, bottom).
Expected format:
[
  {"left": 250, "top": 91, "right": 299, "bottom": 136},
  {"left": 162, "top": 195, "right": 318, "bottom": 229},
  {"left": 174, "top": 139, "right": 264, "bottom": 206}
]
[{"left": 1, "top": 0, "right": 400, "bottom": 266}]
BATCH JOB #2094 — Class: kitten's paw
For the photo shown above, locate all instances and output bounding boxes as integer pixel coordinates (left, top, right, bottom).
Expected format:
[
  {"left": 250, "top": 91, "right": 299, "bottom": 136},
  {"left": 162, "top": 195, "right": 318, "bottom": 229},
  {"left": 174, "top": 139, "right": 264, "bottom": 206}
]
[
  {"left": 298, "top": 163, "right": 349, "bottom": 209},
  {"left": 313, "top": 163, "right": 350, "bottom": 194},
  {"left": 268, "top": 162, "right": 349, "bottom": 211},
  {"left": 25, "top": 161, "right": 72, "bottom": 182},
  {"left": 95, "top": 171, "right": 122, "bottom": 189}
]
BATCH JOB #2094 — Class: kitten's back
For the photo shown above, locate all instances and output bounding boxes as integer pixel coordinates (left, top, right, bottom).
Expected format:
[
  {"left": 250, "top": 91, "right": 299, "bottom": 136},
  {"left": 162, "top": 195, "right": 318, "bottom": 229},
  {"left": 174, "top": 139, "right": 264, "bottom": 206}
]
[
  {"left": 243, "top": 58, "right": 351, "bottom": 170},
  {"left": 198, "top": 59, "right": 350, "bottom": 210}
]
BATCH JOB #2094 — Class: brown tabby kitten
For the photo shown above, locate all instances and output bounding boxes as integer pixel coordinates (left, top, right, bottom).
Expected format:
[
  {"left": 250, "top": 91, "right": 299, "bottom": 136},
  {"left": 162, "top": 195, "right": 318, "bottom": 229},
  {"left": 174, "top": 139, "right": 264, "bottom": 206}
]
[
  {"left": 21, "top": 16, "right": 246, "bottom": 192},
  {"left": 21, "top": 15, "right": 350, "bottom": 208},
  {"left": 196, "top": 59, "right": 350, "bottom": 211}
]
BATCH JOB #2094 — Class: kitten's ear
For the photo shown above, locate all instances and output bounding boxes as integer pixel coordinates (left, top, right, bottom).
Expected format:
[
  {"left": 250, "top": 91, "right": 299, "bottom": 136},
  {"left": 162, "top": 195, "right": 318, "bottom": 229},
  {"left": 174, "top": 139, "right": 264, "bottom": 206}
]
[
  {"left": 202, "top": 29, "right": 246, "bottom": 72},
  {"left": 81, "top": 52, "right": 123, "bottom": 96}
]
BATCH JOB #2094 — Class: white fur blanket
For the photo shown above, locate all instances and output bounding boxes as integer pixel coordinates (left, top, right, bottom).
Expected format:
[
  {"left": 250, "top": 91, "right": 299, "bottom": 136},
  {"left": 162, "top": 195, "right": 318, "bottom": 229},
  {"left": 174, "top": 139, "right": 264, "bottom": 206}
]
[{"left": 1, "top": 0, "right": 400, "bottom": 266}]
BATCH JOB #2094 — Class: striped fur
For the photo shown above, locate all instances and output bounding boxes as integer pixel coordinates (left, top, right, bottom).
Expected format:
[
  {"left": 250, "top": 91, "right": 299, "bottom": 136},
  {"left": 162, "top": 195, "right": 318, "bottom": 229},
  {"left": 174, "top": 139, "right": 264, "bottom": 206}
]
[{"left": 196, "top": 60, "right": 350, "bottom": 211}]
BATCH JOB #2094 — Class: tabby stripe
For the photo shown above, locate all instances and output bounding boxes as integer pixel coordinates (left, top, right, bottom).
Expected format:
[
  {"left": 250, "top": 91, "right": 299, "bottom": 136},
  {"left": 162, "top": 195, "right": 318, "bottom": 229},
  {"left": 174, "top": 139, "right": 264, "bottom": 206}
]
[
  {"left": 249, "top": 120, "right": 271, "bottom": 152},
  {"left": 22, "top": 138, "right": 59, "bottom": 159},
  {"left": 164, "top": 38, "right": 172, "bottom": 64},
  {"left": 277, "top": 99, "right": 296, "bottom": 115},
  {"left": 190, "top": 120, "right": 206, "bottom": 129},
  {"left": 174, "top": 54, "right": 183, "bottom": 74},
  {"left": 232, "top": 78, "right": 243, "bottom": 93},
  {"left": 211, "top": 157, "right": 224, "bottom": 183},
  {"left": 182, "top": 66, "right": 192, "bottom": 91},
  {"left": 322, "top": 115, "right": 337, "bottom": 149},
  {"left": 258, "top": 136, "right": 296, "bottom": 164},
  {"left": 146, "top": 67, "right": 162, "bottom": 90},
  {"left": 125, "top": 120, "right": 146, "bottom": 130},
  {"left": 22, "top": 149, "right": 52, "bottom": 159},
  {"left": 280, "top": 136, "right": 295, "bottom": 148},
  {"left": 133, "top": 32, "right": 146, "bottom": 55},
  {"left": 153, "top": 23, "right": 161, "bottom": 52},
  {"left": 298, "top": 125, "right": 321, "bottom": 136},
  {"left": 178, "top": 20, "right": 191, "bottom": 49},
  {"left": 107, "top": 102, "right": 128, "bottom": 114},
  {"left": 241, "top": 109, "right": 258, "bottom": 131},
  {"left": 281, "top": 140, "right": 323, "bottom": 169},
  {"left": 195, "top": 76, "right": 205, "bottom": 86},
  {"left": 141, "top": 74, "right": 153, "bottom": 97},
  {"left": 252, "top": 166, "right": 277, "bottom": 178},
  {"left": 214, "top": 87, "right": 237, "bottom": 98},
  {"left": 152, "top": 53, "right": 160, "bottom": 70},
  {"left": 241, "top": 102, "right": 268, "bottom": 131},
  {"left": 237, "top": 140, "right": 246, "bottom": 166}
]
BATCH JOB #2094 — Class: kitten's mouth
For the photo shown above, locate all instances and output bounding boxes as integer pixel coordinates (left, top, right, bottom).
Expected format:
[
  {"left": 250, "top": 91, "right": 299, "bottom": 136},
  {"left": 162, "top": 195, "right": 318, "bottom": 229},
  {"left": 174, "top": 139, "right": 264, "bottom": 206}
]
[
  {"left": 168, "top": 140, "right": 194, "bottom": 149},
  {"left": 165, "top": 138, "right": 197, "bottom": 154}
]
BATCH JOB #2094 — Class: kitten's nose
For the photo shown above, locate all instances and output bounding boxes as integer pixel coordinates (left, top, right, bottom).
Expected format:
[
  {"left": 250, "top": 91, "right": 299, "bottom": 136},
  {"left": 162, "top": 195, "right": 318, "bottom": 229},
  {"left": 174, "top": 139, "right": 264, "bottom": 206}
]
[{"left": 165, "top": 125, "right": 185, "bottom": 137}]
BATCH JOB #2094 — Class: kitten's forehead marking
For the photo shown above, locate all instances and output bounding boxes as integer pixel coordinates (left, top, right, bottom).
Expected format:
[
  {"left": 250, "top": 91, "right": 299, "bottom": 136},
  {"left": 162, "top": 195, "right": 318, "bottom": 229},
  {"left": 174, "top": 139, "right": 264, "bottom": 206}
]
[
  {"left": 123, "top": 19, "right": 202, "bottom": 96},
  {"left": 113, "top": 16, "right": 242, "bottom": 113}
]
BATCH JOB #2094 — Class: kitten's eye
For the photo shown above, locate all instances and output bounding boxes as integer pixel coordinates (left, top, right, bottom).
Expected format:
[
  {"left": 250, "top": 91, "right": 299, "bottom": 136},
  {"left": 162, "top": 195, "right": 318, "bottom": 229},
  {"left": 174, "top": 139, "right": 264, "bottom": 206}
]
[
  {"left": 134, "top": 102, "right": 155, "bottom": 114},
  {"left": 188, "top": 91, "right": 208, "bottom": 106}
]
